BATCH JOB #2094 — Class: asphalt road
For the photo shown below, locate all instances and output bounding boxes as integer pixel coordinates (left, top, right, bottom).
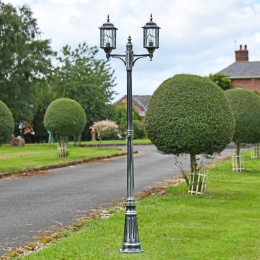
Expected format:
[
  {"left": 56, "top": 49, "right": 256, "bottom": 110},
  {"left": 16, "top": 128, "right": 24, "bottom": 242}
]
[{"left": 0, "top": 145, "right": 234, "bottom": 256}]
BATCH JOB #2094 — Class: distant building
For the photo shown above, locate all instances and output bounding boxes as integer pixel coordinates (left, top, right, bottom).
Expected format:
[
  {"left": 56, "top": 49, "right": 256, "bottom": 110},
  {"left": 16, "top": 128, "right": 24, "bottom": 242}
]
[
  {"left": 216, "top": 44, "right": 260, "bottom": 93},
  {"left": 114, "top": 95, "right": 151, "bottom": 117}
]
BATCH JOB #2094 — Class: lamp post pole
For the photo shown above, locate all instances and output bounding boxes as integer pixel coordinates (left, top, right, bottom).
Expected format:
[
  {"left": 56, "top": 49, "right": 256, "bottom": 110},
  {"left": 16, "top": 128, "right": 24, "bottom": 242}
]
[
  {"left": 99, "top": 15, "right": 160, "bottom": 254},
  {"left": 110, "top": 36, "right": 149, "bottom": 253},
  {"left": 122, "top": 37, "right": 143, "bottom": 253}
]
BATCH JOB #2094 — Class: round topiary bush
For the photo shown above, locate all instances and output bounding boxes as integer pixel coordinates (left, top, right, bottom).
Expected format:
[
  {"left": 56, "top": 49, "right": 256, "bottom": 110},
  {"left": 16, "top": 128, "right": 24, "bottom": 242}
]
[
  {"left": 44, "top": 98, "right": 86, "bottom": 144},
  {"left": 0, "top": 101, "right": 14, "bottom": 145},
  {"left": 145, "top": 74, "right": 235, "bottom": 172},
  {"left": 225, "top": 89, "right": 260, "bottom": 145}
]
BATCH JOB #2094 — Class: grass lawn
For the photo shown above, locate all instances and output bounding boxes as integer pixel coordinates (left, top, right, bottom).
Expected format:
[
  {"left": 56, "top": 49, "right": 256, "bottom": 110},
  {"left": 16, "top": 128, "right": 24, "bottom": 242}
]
[
  {"left": 78, "top": 138, "right": 151, "bottom": 145},
  {"left": 17, "top": 151, "right": 259, "bottom": 260},
  {"left": 0, "top": 145, "right": 123, "bottom": 174}
]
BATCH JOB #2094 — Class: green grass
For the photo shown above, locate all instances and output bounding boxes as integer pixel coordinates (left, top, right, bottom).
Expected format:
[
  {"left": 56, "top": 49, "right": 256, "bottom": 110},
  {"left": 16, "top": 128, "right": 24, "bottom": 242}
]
[
  {"left": 78, "top": 138, "right": 151, "bottom": 145},
  {"left": 0, "top": 145, "right": 123, "bottom": 174},
  {"left": 10, "top": 139, "right": 151, "bottom": 147},
  {"left": 19, "top": 151, "right": 260, "bottom": 259}
]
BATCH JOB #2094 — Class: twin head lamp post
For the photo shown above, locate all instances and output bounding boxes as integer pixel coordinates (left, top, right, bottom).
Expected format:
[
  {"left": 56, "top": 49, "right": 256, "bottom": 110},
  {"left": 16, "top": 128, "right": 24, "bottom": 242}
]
[{"left": 99, "top": 14, "right": 160, "bottom": 254}]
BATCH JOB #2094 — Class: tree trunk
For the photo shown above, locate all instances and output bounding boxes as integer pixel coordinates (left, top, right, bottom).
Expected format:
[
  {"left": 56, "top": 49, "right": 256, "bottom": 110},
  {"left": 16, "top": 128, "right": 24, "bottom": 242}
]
[
  {"left": 78, "top": 134, "right": 81, "bottom": 147},
  {"left": 48, "top": 132, "right": 52, "bottom": 146},
  {"left": 59, "top": 136, "right": 66, "bottom": 157},
  {"left": 73, "top": 136, "right": 77, "bottom": 146},
  {"left": 190, "top": 153, "right": 200, "bottom": 192},
  {"left": 99, "top": 136, "right": 102, "bottom": 148},
  {"left": 236, "top": 143, "right": 240, "bottom": 169},
  {"left": 190, "top": 153, "right": 197, "bottom": 173}
]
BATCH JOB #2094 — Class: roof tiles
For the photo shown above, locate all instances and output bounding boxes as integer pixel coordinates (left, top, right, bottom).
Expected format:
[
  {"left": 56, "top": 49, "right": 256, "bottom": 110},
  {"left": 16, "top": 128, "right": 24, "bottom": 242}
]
[{"left": 216, "top": 61, "right": 260, "bottom": 78}]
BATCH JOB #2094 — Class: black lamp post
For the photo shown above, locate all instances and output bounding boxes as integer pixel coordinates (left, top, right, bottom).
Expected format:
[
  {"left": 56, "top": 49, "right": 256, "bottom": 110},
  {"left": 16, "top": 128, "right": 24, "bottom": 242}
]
[{"left": 99, "top": 14, "right": 160, "bottom": 254}]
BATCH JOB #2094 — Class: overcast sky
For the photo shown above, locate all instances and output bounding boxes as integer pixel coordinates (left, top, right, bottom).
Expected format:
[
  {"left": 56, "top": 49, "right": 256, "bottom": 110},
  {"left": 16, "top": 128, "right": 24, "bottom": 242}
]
[{"left": 4, "top": 0, "right": 260, "bottom": 101}]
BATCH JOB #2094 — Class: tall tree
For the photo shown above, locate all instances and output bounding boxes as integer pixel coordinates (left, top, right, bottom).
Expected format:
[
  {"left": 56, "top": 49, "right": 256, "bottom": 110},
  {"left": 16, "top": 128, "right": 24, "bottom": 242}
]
[
  {"left": 31, "top": 79, "right": 54, "bottom": 143},
  {"left": 51, "top": 43, "right": 116, "bottom": 139},
  {"left": 0, "top": 2, "right": 54, "bottom": 129}
]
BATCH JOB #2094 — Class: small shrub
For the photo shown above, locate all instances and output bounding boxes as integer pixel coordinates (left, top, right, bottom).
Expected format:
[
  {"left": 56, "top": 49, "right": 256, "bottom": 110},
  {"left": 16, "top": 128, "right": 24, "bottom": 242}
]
[
  {"left": 133, "top": 120, "right": 147, "bottom": 139},
  {"left": 91, "top": 120, "right": 118, "bottom": 147}
]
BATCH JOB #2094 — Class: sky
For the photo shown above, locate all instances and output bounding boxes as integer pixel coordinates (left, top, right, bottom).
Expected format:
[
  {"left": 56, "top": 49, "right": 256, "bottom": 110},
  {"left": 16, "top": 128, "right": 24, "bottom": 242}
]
[{"left": 3, "top": 0, "right": 260, "bottom": 101}]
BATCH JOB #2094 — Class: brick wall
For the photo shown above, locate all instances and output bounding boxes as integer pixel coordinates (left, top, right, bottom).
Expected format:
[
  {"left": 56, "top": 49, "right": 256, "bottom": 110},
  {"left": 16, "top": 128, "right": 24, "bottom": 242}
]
[
  {"left": 118, "top": 97, "right": 127, "bottom": 105},
  {"left": 231, "top": 79, "right": 260, "bottom": 93}
]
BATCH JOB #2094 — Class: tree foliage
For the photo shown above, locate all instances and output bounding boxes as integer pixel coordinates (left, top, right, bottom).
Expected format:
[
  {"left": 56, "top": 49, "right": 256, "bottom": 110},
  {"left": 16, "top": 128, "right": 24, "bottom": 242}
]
[
  {"left": 31, "top": 80, "right": 54, "bottom": 142},
  {"left": 44, "top": 98, "right": 86, "bottom": 138},
  {"left": 0, "top": 2, "right": 54, "bottom": 124},
  {"left": 225, "top": 89, "right": 260, "bottom": 144},
  {"left": 50, "top": 43, "right": 116, "bottom": 138},
  {"left": 0, "top": 100, "right": 14, "bottom": 144},
  {"left": 91, "top": 119, "right": 118, "bottom": 146},
  {"left": 145, "top": 74, "right": 235, "bottom": 172},
  {"left": 0, "top": 2, "right": 117, "bottom": 142},
  {"left": 209, "top": 74, "right": 231, "bottom": 91},
  {"left": 133, "top": 120, "right": 147, "bottom": 139},
  {"left": 112, "top": 102, "right": 142, "bottom": 139}
]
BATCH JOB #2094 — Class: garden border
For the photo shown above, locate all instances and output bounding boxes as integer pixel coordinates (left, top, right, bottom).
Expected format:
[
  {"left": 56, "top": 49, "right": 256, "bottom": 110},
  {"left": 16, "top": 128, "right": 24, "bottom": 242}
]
[{"left": 0, "top": 151, "right": 137, "bottom": 179}]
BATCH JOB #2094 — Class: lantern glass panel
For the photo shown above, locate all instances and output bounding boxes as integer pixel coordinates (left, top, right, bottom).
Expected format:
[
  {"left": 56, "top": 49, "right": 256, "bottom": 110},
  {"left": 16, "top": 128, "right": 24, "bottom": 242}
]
[
  {"left": 100, "top": 29, "right": 116, "bottom": 49},
  {"left": 144, "top": 28, "right": 159, "bottom": 48}
]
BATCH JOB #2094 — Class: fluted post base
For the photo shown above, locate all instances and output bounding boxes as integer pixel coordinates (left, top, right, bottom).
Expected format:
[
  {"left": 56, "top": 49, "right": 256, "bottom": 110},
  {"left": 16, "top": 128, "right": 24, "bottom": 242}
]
[{"left": 120, "top": 202, "right": 143, "bottom": 253}]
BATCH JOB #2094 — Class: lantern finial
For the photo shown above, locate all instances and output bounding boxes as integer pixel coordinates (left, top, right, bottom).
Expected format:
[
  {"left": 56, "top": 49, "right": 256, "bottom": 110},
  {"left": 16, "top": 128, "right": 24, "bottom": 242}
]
[
  {"left": 107, "top": 15, "right": 110, "bottom": 22},
  {"left": 150, "top": 14, "right": 153, "bottom": 22}
]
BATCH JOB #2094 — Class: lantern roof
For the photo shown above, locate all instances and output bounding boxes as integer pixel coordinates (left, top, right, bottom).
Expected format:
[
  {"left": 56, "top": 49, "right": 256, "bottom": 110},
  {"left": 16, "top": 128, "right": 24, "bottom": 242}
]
[
  {"left": 99, "top": 15, "right": 118, "bottom": 30},
  {"left": 142, "top": 14, "right": 160, "bottom": 29}
]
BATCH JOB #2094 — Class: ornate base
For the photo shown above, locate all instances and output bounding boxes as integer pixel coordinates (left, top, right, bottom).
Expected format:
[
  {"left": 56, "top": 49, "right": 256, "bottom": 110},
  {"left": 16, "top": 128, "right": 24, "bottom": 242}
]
[
  {"left": 120, "top": 243, "right": 143, "bottom": 253},
  {"left": 120, "top": 203, "right": 143, "bottom": 253}
]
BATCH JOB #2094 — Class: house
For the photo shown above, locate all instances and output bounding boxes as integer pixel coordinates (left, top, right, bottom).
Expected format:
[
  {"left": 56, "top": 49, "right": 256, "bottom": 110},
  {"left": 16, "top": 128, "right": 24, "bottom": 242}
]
[
  {"left": 216, "top": 44, "right": 260, "bottom": 93},
  {"left": 114, "top": 95, "right": 151, "bottom": 117}
]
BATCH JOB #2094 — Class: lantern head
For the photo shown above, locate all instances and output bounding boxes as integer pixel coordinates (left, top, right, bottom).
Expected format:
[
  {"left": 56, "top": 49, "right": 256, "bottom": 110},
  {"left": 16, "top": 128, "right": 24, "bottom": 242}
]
[
  {"left": 142, "top": 14, "right": 160, "bottom": 55},
  {"left": 99, "top": 15, "right": 118, "bottom": 55}
]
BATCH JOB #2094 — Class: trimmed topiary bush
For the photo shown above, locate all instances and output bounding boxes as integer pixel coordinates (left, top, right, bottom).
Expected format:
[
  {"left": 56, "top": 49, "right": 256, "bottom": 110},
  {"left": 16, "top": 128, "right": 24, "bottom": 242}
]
[
  {"left": 225, "top": 89, "right": 260, "bottom": 144},
  {"left": 225, "top": 89, "right": 260, "bottom": 165},
  {"left": 0, "top": 101, "right": 14, "bottom": 145},
  {"left": 44, "top": 98, "right": 86, "bottom": 156},
  {"left": 145, "top": 74, "right": 235, "bottom": 174}
]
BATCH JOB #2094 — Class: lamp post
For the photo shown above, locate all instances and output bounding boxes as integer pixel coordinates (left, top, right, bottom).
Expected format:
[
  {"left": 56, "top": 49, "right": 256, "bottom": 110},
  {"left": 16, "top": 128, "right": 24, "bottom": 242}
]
[{"left": 99, "top": 14, "right": 160, "bottom": 254}]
